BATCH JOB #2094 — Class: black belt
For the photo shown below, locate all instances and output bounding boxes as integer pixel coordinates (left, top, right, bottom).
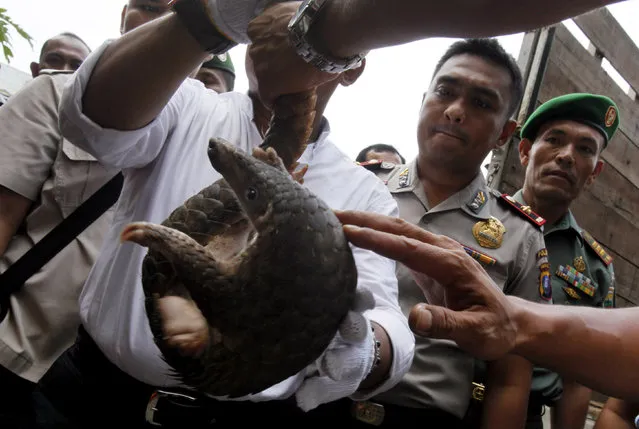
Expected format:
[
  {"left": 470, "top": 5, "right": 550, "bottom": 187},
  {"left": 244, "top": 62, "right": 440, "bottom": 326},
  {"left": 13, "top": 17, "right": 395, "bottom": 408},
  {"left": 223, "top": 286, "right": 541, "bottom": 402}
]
[{"left": 147, "top": 390, "right": 463, "bottom": 427}]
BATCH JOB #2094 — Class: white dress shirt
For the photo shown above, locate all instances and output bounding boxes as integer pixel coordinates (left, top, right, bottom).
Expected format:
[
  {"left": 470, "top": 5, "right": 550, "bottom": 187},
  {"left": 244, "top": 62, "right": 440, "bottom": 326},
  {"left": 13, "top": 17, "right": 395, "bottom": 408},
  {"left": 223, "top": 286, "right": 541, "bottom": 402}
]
[{"left": 58, "top": 40, "right": 414, "bottom": 403}]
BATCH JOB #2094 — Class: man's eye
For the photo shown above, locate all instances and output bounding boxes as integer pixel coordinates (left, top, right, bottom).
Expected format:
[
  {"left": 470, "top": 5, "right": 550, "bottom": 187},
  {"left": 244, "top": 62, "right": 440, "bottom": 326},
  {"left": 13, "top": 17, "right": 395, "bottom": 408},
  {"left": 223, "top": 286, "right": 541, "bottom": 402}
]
[
  {"left": 435, "top": 86, "right": 451, "bottom": 96},
  {"left": 141, "top": 5, "right": 161, "bottom": 13},
  {"left": 474, "top": 98, "right": 491, "bottom": 109}
]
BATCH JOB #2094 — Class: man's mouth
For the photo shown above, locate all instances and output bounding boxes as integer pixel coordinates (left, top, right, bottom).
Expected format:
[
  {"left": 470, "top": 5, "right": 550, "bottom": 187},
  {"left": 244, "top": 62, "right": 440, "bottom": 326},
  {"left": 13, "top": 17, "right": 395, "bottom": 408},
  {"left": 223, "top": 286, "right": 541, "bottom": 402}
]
[
  {"left": 432, "top": 126, "right": 468, "bottom": 143},
  {"left": 544, "top": 170, "right": 575, "bottom": 184}
]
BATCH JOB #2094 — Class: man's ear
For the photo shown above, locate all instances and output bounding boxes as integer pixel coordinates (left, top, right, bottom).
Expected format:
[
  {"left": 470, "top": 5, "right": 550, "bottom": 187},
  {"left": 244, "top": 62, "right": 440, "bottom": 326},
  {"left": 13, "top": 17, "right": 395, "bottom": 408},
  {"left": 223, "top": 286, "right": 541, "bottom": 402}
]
[
  {"left": 497, "top": 119, "right": 518, "bottom": 147},
  {"left": 586, "top": 160, "right": 604, "bottom": 186},
  {"left": 338, "top": 58, "right": 366, "bottom": 87},
  {"left": 120, "top": 5, "right": 127, "bottom": 35},
  {"left": 30, "top": 62, "right": 41, "bottom": 78},
  {"left": 518, "top": 137, "right": 533, "bottom": 168}
]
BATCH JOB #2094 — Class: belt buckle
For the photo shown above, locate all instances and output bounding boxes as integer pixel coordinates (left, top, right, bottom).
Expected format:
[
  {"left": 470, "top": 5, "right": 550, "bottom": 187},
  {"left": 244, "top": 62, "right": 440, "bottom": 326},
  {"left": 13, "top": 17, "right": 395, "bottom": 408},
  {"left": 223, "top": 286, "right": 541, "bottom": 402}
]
[
  {"left": 145, "top": 389, "right": 200, "bottom": 426},
  {"left": 472, "top": 382, "right": 486, "bottom": 402},
  {"left": 352, "top": 401, "right": 385, "bottom": 426}
]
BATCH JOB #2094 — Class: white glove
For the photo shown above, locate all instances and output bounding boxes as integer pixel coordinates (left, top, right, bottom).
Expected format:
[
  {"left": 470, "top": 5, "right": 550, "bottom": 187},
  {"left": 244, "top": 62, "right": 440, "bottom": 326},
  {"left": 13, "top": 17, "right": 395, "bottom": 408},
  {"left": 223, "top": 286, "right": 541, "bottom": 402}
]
[
  {"left": 295, "top": 288, "right": 377, "bottom": 412},
  {"left": 207, "top": 0, "right": 278, "bottom": 44}
]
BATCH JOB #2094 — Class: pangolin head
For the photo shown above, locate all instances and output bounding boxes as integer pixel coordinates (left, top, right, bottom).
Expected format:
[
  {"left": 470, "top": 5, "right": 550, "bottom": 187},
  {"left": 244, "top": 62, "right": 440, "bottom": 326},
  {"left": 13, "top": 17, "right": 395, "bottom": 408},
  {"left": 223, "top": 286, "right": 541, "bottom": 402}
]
[{"left": 207, "top": 138, "right": 299, "bottom": 232}]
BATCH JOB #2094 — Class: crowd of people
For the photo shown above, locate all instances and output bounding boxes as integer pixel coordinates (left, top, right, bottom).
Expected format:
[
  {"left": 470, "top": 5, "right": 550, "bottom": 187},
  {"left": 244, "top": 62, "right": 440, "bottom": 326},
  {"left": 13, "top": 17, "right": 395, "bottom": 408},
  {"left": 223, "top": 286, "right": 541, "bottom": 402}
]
[{"left": 0, "top": 0, "right": 636, "bottom": 428}]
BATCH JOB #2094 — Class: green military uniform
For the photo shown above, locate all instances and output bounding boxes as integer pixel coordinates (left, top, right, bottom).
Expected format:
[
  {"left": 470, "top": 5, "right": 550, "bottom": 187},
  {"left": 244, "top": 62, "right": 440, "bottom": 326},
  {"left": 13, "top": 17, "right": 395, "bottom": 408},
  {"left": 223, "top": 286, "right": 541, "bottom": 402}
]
[
  {"left": 517, "top": 93, "right": 619, "bottom": 411},
  {"left": 371, "top": 161, "right": 550, "bottom": 420},
  {"left": 513, "top": 191, "right": 615, "bottom": 401}
]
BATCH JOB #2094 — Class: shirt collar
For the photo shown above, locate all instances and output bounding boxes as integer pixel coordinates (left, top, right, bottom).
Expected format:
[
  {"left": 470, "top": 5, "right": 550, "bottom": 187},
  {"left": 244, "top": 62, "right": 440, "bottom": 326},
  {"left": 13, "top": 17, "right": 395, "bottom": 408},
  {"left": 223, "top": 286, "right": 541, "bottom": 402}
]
[
  {"left": 512, "top": 189, "right": 581, "bottom": 236},
  {"left": 388, "top": 160, "right": 490, "bottom": 218}
]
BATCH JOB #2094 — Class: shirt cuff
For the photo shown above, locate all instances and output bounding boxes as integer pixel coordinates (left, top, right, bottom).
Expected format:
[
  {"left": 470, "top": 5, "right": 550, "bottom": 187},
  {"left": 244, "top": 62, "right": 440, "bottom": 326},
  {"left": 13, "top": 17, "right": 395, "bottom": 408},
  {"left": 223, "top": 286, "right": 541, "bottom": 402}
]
[
  {"left": 208, "top": 0, "right": 274, "bottom": 44},
  {"left": 350, "top": 308, "right": 415, "bottom": 400},
  {"left": 0, "top": 175, "right": 38, "bottom": 201},
  {"left": 58, "top": 40, "right": 165, "bottom": 169}
]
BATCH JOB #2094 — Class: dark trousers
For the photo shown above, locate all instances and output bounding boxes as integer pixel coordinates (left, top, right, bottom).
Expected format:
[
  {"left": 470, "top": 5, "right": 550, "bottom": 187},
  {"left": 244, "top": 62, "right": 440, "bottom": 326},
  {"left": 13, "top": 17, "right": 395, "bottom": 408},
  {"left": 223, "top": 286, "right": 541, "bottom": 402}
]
[
  {"left": 0, "top": 363, "right": 36, "bottom": 427},
  {"left": 28, "top": 325, "right": 465, "bottom": 428},
  {"left": 525, "top": 395, "right": 549, "bottom": 429}
]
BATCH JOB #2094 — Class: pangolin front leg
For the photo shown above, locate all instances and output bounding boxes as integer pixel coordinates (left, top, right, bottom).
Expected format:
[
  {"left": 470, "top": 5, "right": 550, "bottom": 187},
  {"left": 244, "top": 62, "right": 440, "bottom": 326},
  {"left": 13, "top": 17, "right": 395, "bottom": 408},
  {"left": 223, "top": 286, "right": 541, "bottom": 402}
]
[
  {"left": 137, "top": 181, "right": 251, "bottom": 357},
  {"left": 122, "top": 222, "right": 233, "bottom": 356}
]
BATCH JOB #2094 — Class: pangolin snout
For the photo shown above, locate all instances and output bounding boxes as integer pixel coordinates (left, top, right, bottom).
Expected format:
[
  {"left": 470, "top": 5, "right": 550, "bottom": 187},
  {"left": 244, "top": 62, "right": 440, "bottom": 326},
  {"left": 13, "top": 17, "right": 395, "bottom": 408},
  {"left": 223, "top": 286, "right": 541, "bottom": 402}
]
[{"left": 207, "top": 139, "right": 221, "bottom": 166}]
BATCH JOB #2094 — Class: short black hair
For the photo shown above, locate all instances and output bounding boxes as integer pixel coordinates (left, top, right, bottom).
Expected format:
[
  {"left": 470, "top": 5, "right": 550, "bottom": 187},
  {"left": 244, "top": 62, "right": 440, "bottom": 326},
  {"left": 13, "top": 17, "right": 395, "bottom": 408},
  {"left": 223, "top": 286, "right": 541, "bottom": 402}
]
[
  {"left": 356, "top": 144, "right": 406, "bottom": 164},
  {"left": 39, "top": 32, "right": 91, "bottom": 61},
  {"left": 432, "top": 38, "right": 523, "bottom": 119}
]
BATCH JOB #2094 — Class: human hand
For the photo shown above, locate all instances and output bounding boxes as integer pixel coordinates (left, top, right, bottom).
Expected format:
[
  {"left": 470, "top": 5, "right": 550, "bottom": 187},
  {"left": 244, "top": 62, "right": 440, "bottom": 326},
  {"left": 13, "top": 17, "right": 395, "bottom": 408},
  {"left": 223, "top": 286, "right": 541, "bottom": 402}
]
[
  {"left": 334, "top": 209, "right": 517, "bottom": 361},
  {"left": 247, "top": 1, "right": 339, "bottom": 107},
  {"left": 295, "top": 287, "right": 376, "bottom": 411}
]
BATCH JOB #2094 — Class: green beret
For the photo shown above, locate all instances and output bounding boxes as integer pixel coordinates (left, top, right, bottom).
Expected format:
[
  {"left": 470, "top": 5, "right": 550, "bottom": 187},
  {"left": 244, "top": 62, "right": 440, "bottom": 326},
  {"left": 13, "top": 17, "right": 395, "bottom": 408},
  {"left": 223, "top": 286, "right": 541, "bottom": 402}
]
[
  {"left": 520, "top": 93, "right": 620, "bottom": 146},
  {"left": 201, "top": 52, "right": 235, "bottom": 77}
]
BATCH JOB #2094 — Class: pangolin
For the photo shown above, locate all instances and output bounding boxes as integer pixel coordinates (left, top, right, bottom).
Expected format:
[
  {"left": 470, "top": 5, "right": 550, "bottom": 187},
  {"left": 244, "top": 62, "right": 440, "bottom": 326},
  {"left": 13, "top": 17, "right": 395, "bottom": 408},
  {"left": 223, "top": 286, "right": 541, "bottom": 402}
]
[{"left": 119, "top": 92, "right": 359, "bottom": 397}]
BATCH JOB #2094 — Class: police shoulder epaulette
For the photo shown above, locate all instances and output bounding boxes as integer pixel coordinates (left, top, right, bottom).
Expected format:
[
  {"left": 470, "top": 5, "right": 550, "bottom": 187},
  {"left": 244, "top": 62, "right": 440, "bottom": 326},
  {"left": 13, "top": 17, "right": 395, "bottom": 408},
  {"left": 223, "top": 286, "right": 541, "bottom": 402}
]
[
  {"left": 498, "top": 193, "right": 546, "bottom": 228},
  {"left": 580, "top": 229, "right": 613, "bottom": 266},
  {"left": 356, "top": 159, "right": 396, "bottom": 172}
]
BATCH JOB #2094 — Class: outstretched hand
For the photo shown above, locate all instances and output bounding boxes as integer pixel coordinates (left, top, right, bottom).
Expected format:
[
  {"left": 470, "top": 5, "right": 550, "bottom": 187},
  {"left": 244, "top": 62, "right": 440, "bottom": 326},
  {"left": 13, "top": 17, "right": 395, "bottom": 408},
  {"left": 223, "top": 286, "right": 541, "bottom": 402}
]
[{"left": 335, "top": 210, "right": 518, "bottom": 361}]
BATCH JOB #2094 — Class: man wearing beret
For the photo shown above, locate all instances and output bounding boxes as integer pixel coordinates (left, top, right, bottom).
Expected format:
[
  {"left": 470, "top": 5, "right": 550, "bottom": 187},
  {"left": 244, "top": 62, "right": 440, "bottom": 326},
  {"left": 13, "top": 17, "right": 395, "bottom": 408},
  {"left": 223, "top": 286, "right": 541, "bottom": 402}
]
[
  {"left": 194, "top": 53, "right": 236, "bottom": 93},
  {"left": 514, "top": 93, "right": 619, "bottom": 429}
]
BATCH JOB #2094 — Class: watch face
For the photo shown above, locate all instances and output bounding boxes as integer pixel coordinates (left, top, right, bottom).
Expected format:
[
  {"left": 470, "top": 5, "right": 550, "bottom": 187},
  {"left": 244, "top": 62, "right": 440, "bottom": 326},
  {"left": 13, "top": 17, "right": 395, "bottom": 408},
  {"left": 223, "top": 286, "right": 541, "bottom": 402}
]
[{"left": 294, "top": 0, "right": 317, "bottom": 21}]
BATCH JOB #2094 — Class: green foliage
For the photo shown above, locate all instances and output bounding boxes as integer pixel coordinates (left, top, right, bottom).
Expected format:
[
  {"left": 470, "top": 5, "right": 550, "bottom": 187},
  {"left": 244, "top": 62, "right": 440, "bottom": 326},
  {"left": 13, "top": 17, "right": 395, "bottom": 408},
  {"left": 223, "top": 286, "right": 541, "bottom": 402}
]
[{"left": 0, "top": 8, "right": 33, "bottom": 63}]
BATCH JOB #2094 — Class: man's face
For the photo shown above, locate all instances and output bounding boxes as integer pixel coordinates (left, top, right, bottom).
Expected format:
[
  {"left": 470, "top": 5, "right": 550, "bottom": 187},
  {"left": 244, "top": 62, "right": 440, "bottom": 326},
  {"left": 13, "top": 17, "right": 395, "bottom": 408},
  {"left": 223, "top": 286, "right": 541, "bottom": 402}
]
[
  {"left": 417, "top": 54, "right": 516, "bottom": 173},
  {"left": 31, "top": 35, "right": 90, "bottom": 77},
  {"left": 121, "top": 0, "right": 172, "bottom": 34},
  {"left": 520, "top": 119, "right": 604, "bottom": 204},
  {"left": 365, "top": 150, "right": 403, "bottom": 165},
  {"left": 194, "top": 67, "right": 232, "bottom": 93}
]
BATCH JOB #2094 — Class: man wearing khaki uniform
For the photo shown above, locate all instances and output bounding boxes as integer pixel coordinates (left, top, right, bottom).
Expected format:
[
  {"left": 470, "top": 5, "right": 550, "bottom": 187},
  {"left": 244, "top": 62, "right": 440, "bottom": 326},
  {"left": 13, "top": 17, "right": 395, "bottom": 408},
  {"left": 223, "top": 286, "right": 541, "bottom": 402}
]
[
  {"left": 0, "top": 2, "right": 175, "bottom": 422},
  {"left": 0, "top": 69, "right": 119, "bottom": 418},
  {"left": 365, "top": 38, "right": 551, "bottom": 428}
]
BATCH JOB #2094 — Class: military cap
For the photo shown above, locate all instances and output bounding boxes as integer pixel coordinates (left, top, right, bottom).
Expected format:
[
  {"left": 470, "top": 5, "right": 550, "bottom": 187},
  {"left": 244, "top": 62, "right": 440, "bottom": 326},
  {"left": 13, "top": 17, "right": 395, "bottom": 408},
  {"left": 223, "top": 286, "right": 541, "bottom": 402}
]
[
  {"left": 201, "top": 52, "right": 235, "bottom": 77},
  {"left": 520, "top": 93, "right": 620, "bottom": 146}
]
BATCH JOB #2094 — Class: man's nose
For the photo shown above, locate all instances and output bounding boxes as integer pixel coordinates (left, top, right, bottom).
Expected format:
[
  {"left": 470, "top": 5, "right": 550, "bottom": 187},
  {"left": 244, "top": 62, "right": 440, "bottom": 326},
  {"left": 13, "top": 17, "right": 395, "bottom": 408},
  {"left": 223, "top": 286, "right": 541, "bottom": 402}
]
[{"left": 444, "top": 100, "right": 465, "bottom": 123}]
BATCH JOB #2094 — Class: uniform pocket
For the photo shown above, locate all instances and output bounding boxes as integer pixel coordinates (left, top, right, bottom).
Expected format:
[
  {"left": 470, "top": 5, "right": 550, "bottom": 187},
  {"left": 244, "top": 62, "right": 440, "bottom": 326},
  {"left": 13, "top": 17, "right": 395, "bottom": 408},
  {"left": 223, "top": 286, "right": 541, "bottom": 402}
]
[{"left": 53, "top": 140, "right": 116, "bottom": 217}]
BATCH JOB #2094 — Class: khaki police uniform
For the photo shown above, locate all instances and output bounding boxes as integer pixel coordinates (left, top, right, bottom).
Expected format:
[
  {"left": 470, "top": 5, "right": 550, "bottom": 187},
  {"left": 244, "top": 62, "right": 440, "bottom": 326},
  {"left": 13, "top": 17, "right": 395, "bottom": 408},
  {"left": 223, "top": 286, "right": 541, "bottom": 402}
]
[
  {"left": 512, "top": 191, "right": 615, "bottom": 405},
  {"left": 370, "top": 160, "right": 550, "bottom": 421},
  {"left": 0, "top": 70, "right": 119, "bottom": 383}
]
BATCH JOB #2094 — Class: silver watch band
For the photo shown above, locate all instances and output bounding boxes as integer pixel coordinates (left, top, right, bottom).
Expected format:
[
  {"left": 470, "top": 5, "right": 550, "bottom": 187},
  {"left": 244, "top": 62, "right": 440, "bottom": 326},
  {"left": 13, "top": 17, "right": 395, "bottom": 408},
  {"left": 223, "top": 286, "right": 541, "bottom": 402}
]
[{"left": 288, "top": 0, "right": 367, "bottom": 73}]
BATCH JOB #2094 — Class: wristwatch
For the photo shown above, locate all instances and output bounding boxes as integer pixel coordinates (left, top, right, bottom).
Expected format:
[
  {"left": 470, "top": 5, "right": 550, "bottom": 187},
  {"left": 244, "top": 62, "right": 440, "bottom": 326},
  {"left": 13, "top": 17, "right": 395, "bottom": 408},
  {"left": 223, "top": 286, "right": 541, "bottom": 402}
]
[
  {"left": 288, "top": 0, "right": 367, "bottom": 73},
  {"left": 169, "top": 0, "right": 237, "bottom": 54}
]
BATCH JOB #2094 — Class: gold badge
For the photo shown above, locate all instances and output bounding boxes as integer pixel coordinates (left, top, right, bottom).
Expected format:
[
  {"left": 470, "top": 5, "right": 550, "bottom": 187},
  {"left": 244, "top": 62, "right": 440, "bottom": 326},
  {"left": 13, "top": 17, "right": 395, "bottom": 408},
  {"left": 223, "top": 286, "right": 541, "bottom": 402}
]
[
  {"left": 605, "top": 106, "right": 617, "bottom": 127},
  {"left": 573, "top": 256, "right": 586, "bottom": 272},
  {"left": 398, "top": 167, "right": 410, "bottom": 188},
  {"left": 472, "top": 217, "right": 506, "bottom": 249},
  {"left": 352, "top": 401, "right": 385, "bottom": 426},
  {"left": 472, "top": 382, "right": 486, "bottom": 402},
  {"left": 563, "top": 286, "right": 581, "bottom": 300}
]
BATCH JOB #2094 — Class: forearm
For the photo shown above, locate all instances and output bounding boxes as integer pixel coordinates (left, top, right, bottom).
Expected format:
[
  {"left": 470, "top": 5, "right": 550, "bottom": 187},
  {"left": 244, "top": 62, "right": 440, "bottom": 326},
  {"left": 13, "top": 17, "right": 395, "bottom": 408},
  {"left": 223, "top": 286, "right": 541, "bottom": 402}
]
[
  {"left": 512, "top": 297, "right": 639, "bottom": 400},
  {"left": 0, "top": 187, "right": 32, "bottom": 257},
  {"left": 481, "top": 355, "right": 532, "bottom": 429},
  {"left": 83, "top": 13, "right": 208, "bottom": 130},
  {"left": 312, "top": 0, "right": 622, "bottom": 58},
  {"left": 552, "top": 380, "right": 592, "bottom": 429}
]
